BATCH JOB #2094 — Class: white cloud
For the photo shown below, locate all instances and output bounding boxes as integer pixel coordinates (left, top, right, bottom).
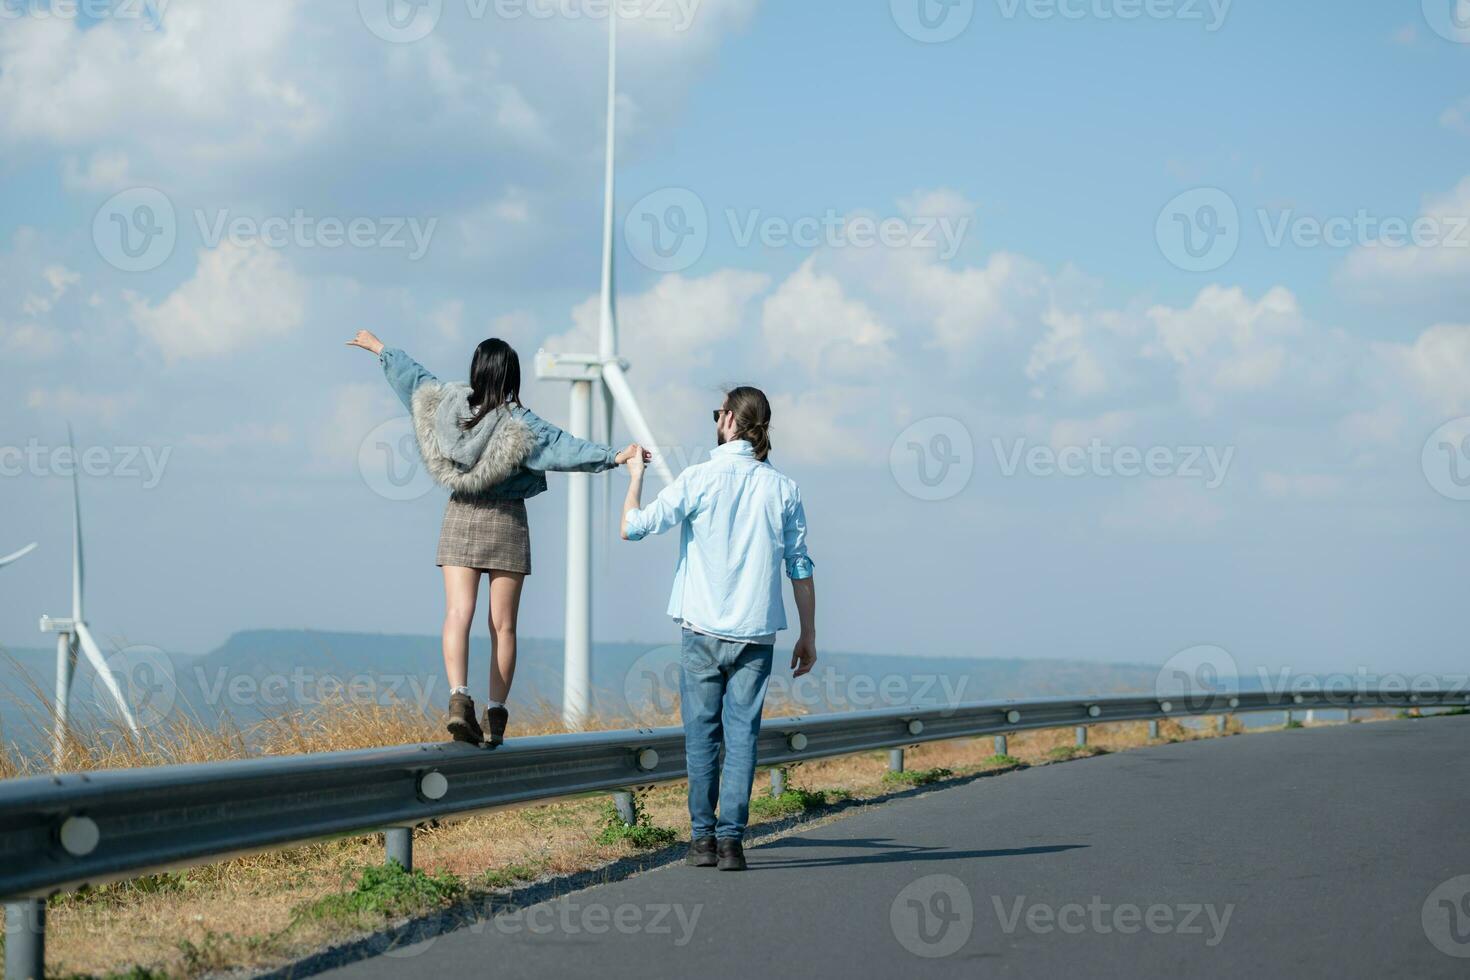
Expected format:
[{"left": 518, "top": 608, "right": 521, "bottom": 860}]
[
  {"left": 761, "top": 258, "right": 894, "bottom": 377},
  {"left": 767, "top": 387, "right": 877, "bottom": 465},
  {"left": 0, "top": 3, "right": 316, "bottom": 156},
  {"left": 1375, "top": 323, "right": 1470, "bottom": 415},
  {"left": 898, "top": 187, "right": 977, "bottom": 226},
  {"left": 1143, "top": 285, "right": 1303, "bottom": 411},
  {"left": 0, "top": 321, "right": 60, "bottom": 359},
  {"left": 128, "top": 243, "right": 305, "bottom": 362},
  {"left": 1026, "top": 306, "right": 1142, "bottom": 401},
  {"left": 1338, "top": 176, "right": 1470, "bottom": 306},
  {"left": 42, "top": 265, "right": 81, "bottom": 300},
  {"left": 458, "top": 187, "right": 536, "bottom": 256},
  {"left": 907, "top": 251, "right": 1048, "bottom": 357},
  {"left": 552, "top": 268, "right": 769, "bottom": 370},
  {"left": 537, "top": 268, "right": 770, "bottom": 453}
]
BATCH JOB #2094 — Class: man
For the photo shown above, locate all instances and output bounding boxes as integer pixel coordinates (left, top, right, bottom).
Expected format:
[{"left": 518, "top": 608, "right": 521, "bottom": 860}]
[{"left": 621, "top": 386, "right": 817, "bottom": 872}]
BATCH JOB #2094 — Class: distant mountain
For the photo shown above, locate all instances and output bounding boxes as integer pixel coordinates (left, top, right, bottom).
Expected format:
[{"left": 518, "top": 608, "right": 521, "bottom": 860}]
[{"left": 1, "top": 629, "right": 1169, "bottom": 760}]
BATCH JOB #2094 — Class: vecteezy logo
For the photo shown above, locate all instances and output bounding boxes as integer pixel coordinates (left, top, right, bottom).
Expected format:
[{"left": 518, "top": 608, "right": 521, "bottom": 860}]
[
  {"left": 1423, "top": 875, "right": 1470, "bottom": 957},
  {"left": 91, "top": 645, "right": 177, "bottom": 730},
  {"left": 1156, "top": 187, "right": 1240, "bottom": 273},
  {"left": 93, "top": 187, "right": 177, "bottom": 273},
  {"left": 890, "top": 417, "right": 974, "bottom": 501},
  {"left": 1155, "top": 644, "right": 1239, "bottom": 712},
  {"left": 624, "top": 187, "right": 709, "bottom": 273},
  {"left": 358, "top": 418, "right": 435, "bottom": 501},
  {"left": 359, "top": 0, "right": 442, "bottom": 43},
  {"left": 1422, "top": 417, "right": 1470, "bottom": 501},
  {"left": 890, "top": 874, "right": 973, "bottom": 958},
  {"left": 890, "top": 0, "right": 975, "bottom": 43},
  {"left": 621, "top": 644, "right": 683, "bottom": 719},
  {"left": 1423, "top": 0, "right": 1470, "bottom": 43}
]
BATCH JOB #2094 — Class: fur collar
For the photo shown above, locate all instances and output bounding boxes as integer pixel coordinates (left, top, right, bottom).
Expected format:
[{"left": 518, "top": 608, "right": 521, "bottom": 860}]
[{"left": 410, "top": 382, "right": 535, "bottom": 494}]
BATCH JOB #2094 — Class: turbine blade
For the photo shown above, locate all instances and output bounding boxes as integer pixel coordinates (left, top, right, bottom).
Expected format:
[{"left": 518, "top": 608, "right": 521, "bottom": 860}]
[
  {"left": 0, "top": 542, "right": 37, "bottom": 568},
  {"left": 598, "top": 11, "right": 618, "bottom": 361},
  {"left": 68, "top": 424, "right": 83, "bottom": 623},
  {"left": 602, "top": 361, "right": 676, "bottom": 486},
  {"left": 75, "top": 621, "right": 141, "bottom": 736}
]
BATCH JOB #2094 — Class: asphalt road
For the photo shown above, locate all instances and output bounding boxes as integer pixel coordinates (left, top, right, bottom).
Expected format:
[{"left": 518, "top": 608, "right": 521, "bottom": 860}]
[{"left": 321, "top": 716, "right": 1470, "bottom": 978}]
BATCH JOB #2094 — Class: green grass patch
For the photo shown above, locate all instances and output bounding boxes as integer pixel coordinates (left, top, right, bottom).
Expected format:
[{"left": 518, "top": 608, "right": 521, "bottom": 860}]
[
  {"left": 594, "top": 799, "right": 679, "bottom": 850},
  {"left": 749, "top": 785, "right": 850, "bottom": 820},
  {"left": 982, "top": 753, "right": 1023, "bottom": 768},
  {"left": 57, "top": 872, "right": 189, "bottom": 908},
  {"left": 295, "top": 861, "right": 463, "bottom": 926},
  {"left": 881, "top": 767, "right": 953, "bottom": 787},
  {"left": 475, "top": 861, "right": 548, "bottom": 890},
  {"left": 52, "top": 968, "right": 169, "bottom": 980},
  {"left": 1284, "top": 720, "right": 1304, "bottom": 729},
  {"left": 1046, "top": 745, "right": 1106, "bottom": 761}
]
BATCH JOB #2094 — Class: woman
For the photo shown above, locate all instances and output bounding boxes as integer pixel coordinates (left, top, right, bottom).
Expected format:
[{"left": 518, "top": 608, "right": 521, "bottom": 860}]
[{"left": 347, "top": 330, "right": 644, "bottom": 747}]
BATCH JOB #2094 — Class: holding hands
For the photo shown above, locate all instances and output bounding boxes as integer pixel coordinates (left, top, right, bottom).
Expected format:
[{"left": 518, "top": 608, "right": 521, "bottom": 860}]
[{"left": 616, "top": 443, "right": 652, "bottom": 473}]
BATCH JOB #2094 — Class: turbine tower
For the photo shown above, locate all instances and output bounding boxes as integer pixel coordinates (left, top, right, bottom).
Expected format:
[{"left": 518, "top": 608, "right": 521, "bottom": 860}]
[
  {"left": 536, "top": 13, "right": 677, "bottom": 728},
  {"left": 39, "top": 427, "right": 141, "bottom": 766}
]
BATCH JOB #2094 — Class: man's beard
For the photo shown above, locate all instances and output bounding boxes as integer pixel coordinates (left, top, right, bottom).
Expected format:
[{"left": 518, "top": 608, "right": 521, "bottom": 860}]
[{"left": 716, "top": 426, "right": 727, "bottom": 446}]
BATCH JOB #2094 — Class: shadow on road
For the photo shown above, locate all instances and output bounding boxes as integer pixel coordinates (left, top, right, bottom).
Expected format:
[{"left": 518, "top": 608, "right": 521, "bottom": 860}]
[{"left": 748, "top": 836, "right": 1087, "bottom": 870}]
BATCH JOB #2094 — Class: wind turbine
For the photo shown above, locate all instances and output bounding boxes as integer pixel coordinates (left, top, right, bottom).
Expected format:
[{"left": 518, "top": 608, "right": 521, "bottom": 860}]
[
  {"left": 0, "top": 542, "right": 37, "bottom": 569},
  {"left": 536, "top": 12, "right": 677, "bottom": 729},
  {"left": 38, "top": 427, "right": 141, "bottom": 766}
]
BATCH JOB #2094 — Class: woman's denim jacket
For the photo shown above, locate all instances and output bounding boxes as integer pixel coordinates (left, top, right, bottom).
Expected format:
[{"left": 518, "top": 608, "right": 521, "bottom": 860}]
[{"left": 381, "top": 347, "right": 618, "bottom": 500}]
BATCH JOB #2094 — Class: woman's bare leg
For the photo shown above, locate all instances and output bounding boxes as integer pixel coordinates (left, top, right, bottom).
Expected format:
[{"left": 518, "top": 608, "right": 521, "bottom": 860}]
[
  {"left": 442, "top": 566, "right": 481, "bottom": 690},
  {"left": 487, "top": 571, "right": 525, "bottom": 702}
]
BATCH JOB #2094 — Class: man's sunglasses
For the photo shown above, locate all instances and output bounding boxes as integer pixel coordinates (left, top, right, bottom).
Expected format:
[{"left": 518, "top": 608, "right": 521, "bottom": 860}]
[{"left": 712, "top": 409, "right": 727, "bottom": 422}]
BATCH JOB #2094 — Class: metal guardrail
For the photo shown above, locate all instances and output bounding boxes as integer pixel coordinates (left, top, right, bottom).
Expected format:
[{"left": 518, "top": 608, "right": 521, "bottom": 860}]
[{"left": 1, "top": 687, "right": 1465, "bottom": 978}]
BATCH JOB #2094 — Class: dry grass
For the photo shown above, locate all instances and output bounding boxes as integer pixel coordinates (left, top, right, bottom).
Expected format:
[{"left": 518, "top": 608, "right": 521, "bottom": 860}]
[{"left": 0, "top": 682, "right": 1397, "bottom": 979}]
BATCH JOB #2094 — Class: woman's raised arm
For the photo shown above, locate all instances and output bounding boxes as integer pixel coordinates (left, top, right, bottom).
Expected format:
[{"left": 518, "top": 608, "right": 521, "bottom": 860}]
[{"left": 347, "top": 330, "right": 437, "bottom": 411}]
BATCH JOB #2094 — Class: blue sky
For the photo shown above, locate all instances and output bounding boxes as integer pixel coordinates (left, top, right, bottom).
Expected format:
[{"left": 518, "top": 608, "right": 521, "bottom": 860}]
[{"left": 1, "top": 0, "right": 1467, "bottom": 683}]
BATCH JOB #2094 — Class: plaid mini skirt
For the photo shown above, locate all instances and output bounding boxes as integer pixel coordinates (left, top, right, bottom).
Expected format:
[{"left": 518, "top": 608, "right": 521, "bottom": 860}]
[{"left": 436, "top": 494, "right": 532, "bottom": 574}]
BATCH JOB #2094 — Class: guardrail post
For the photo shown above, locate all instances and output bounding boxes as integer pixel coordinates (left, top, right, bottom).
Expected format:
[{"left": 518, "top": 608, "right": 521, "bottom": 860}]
[
  {"left": 384, "top": 827, "right": 413, "bottom": 872},
  {"left": 1284, "top": 709, "right": 1293, "bottom": 726},
  {"left": 1075, "top": 726, "right": 1087, "bottom": 747},
  {"left": 1216, "top": 715, "right": 1228, "bottom": 733},
  {"left": 5, "top": 899, "right": 45, "bottom": 980},
  {"left": 770, "top": 768, "right": 787, "bottom": 796},
  {"left": 1147, "top": 720, "right": 1160, "bottom": 740},
  {"left": 612, "top": 790, "right": 637, "bottom": 826},
  {"left": 888, "top": 748, "right": 904, "bottom": 773},
  {"left": 993, "top": 735, "right": 1007, "bottom": 756}
]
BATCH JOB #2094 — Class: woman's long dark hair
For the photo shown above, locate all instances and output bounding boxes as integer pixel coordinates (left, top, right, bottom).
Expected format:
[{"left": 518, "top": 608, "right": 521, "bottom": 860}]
[{"left": 460, "top": 338, "right": 523, "bottom": 430}]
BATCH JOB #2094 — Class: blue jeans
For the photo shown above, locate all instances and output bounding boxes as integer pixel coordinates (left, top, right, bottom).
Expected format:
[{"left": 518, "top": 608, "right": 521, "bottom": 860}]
[{"left": 679, "top": 628, "right": 774, "bottom": 841}]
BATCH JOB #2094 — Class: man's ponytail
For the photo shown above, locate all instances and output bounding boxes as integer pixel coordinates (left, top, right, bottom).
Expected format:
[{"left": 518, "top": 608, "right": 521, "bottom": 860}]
[{"left": 723, "top": 386, "right": 773, "bottom": 461}]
